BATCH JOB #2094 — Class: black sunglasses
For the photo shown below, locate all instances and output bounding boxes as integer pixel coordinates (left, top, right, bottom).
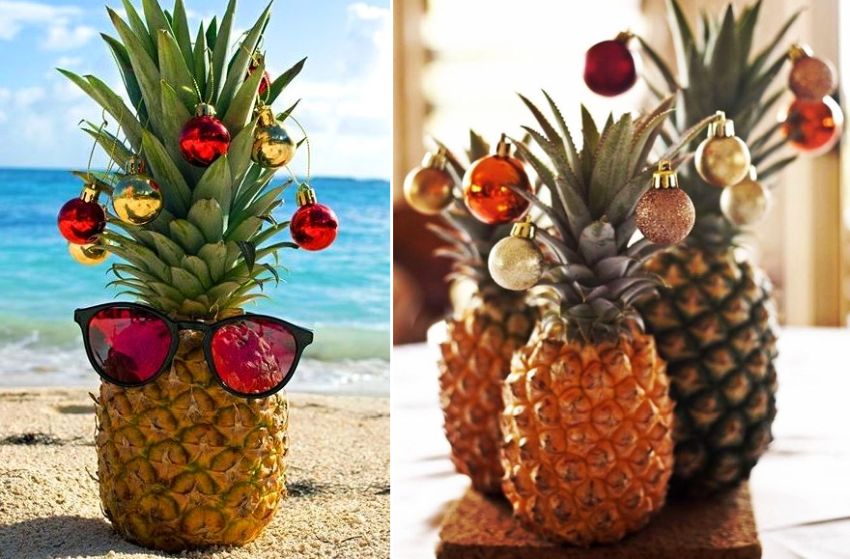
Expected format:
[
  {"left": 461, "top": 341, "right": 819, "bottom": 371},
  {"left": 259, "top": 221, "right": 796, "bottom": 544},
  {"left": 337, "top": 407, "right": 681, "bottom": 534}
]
[{"left": 74, "top": 302, "right": 313, "bottom": 399}]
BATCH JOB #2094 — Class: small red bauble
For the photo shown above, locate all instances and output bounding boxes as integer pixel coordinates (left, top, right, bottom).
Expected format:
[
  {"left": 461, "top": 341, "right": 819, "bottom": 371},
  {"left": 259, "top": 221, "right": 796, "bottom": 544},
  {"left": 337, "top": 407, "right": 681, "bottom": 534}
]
[
  {"left": 179, "top": 104, "right": 231, "bottom": 167},
  {"left": 781, "top": 96, "right": 844, "bottom": 155},
  {"left": 584, "top": 34, "right": 638, "bottom": 97},
  {"left": 291, "top": 187, "right": 339, "bottom": 251},
  {"left": 58, "top": 188, "right": 106, "bottom": 245},
  {"left": 462, "top": 137, "right": 532, "bottom": 225},
  {"left": 247, "top": 64, "right": 272, "bottom": 97}
]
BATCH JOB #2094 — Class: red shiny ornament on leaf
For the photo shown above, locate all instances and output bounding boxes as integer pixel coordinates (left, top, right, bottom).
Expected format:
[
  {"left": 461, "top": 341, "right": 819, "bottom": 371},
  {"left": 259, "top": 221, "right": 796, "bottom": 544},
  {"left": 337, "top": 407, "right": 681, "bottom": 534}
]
[
  {"left": 462, "top": 155, "right": 532, "bottom": 225},
  {"left": 291, "top": 203, "right": 339, "bottom": 251},
  {"left": 179, "top": 115, "right": 231, "bottom": 167},
  {"left": 247, "top": 66, "right": 272, "bottom": 97},
  {"left": 58, "top": 198, "right": 106, "bottom": 244},
  {"left": 211, "top": 318, "right": 296, "bottom": 395},
  {"left": 584, "top": 38, "right": 638, "bottom": 96},
  {"left": 782, "top": 96, "right": 843, "bottom": 154}
]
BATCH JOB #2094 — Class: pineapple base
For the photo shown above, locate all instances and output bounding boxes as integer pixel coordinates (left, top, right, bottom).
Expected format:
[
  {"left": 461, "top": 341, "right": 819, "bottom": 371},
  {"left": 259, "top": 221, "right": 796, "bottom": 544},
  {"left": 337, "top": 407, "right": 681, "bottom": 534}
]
[
  {"left": 500, "top": 319, "right": 674, "bottom": 546},
  {"left": 94, "top": 330, "right": 289, "bottom": 551},
  {"left": 439, "top": 293, "right": 534, "bottom": 494},
  {"left": 641, "top": 246, "right": 778, "bottom": 498}
]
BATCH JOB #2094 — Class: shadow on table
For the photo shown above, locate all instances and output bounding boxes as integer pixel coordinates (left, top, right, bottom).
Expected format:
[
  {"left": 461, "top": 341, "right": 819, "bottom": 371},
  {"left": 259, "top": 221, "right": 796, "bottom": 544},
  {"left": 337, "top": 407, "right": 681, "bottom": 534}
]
[{"left": 0, "top": 515, "right": 151, "bottom": 558}]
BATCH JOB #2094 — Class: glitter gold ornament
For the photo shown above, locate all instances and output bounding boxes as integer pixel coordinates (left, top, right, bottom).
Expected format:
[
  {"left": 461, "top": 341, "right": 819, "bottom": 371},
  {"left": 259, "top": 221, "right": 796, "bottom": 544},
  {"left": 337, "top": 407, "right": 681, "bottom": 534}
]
[
  {"left": 69, "top": 239, "right": 109, "bottom": 265},
  {"left": 403, "top": 148, "right": 455, "bottom": 215},
  {"left": 487, "top": 218, "right": 543, "bottom": 291},
  {"left": 781, "top": 96, "right": 843, "bottom": 155},
  {"left": 695, "top": 111, "right": 752, "bottom": 188},
  {"left": 788, "top": 44, "right": 837, "bottom": 100},
  {"left": 252, "top": 105, "right": 296, "bottom": 168},
  {"left": 720, "top": 166, "right": 770, "bottom": 227},
  {"left": 462, "top": 135, "right": 532, "bottom": 225},
  {"left": 635, "top": 161, "right": 695, "bottom": 245},
  {"left": 112, "top": 157, "right": 163, "bottom": 225}
]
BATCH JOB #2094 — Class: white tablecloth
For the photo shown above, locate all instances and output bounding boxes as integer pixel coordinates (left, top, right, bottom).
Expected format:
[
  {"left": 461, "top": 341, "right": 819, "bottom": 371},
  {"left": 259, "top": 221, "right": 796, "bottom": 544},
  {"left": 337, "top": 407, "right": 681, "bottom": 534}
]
[{"left": 390, "top": 327, "right": 850, "bottom": 559}]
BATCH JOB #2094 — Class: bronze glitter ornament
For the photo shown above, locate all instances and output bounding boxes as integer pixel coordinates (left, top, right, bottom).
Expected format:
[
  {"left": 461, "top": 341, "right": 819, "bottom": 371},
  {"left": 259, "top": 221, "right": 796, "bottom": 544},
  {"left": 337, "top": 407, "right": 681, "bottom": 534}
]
[
  {"left": 403, "top": 148, "right": 455, "bottom": 215},
  {"left": 695, "top": 111, "right": 752, "bottom": 188},
  {"left": 788, "top": 44, "right": 837, "bottom": 100},
  {"left": 635, "top": 161, "right": 695, "bottom": 245}
]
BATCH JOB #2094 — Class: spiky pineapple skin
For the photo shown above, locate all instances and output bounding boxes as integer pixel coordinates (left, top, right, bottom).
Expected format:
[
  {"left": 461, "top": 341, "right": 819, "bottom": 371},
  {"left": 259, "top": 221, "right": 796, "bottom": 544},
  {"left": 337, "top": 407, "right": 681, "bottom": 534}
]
[
  {"left": 500, "top": 319, "right": 674, "bottom": 545},
  {"left": 640, "top": 246, "right": 778, "bottom": 498},
  {"left": 439, "top": 293, "right": 534, "bottom": 494},
  {"left": 95, "top": 330, "right": 288, "bottom": 551}
]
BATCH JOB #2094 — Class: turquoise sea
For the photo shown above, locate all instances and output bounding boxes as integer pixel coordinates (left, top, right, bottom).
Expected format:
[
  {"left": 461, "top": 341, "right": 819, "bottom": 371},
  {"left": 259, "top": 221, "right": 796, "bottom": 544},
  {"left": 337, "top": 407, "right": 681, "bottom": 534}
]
[{"left": 0, "top": 169, "right": 390, "bottom": 395}]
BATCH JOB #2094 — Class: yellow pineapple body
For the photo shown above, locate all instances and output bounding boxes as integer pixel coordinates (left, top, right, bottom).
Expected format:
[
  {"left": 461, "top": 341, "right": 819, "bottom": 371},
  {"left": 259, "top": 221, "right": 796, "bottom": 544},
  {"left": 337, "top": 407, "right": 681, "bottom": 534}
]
[
  {"left": 501, "top": 318, "right": 674, "bottom": 545},
  {"left": 95, "top": 330, "right": 288, "bottom": 551},
  {"left": 641, "top": 246, "right": 778, "bottom": 497},
  {"left": 439, "top": 292, "right": 534, "bottom": 494}
]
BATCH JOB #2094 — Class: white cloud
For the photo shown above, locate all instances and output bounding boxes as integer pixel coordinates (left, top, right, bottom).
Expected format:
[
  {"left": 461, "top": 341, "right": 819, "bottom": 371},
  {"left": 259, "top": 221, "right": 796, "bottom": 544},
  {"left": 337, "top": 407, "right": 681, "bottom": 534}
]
[{"left": 0, "top": 1, "right": 95, "bottom": 50}]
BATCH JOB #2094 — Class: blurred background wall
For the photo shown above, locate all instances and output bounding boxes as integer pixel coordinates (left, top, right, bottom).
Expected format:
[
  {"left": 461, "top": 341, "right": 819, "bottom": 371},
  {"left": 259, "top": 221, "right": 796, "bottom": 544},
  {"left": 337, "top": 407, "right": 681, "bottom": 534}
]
[{"left": 393, "top": 0, "right": 847, "bottom": 344}]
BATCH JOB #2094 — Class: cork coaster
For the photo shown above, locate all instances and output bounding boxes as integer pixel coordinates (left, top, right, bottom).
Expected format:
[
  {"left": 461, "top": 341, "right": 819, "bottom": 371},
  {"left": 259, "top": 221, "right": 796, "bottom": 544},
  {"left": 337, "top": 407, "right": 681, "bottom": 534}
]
[{"left": 436, "top": 484, "right": 760, "bottom": 559}]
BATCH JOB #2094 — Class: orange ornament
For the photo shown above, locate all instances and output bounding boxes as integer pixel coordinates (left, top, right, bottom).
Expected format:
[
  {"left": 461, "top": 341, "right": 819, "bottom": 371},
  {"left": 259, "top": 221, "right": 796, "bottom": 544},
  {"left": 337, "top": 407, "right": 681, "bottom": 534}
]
[
  {"left": 462, "top": 136, "right": 532, "bottom": 225},
  {"left": 781, "top": 97, "right": 843, "bottom": 154}
]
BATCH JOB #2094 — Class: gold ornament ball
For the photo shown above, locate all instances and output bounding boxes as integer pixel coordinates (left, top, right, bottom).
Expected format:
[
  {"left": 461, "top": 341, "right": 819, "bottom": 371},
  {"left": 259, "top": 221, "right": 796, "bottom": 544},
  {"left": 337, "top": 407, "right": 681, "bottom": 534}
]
[
  {"left": 695, "top": 135, "right": 751, "bottom": 188},
  {"left": 720, "top": 176, "right": 770, "bottom": 226},
  {"left": 68, "top": 241, "right": 108, "bottom": 265},
  {"left": 112, "top": 175, "right": 164, "bottom": 225},
  {"left": 488, "top": 235, "right": 543, "bottom": 291},
  {"left": 403, "top": 166, "right": 454, "bottom": 215},
  {"left": 789, "top": 56, "right": 837, "bottom": 100},
  {"left": 635, "top": 187, "right": 695, "bottom": 245},
  {"left": 252, "top": 108, "right": 296, "bottom": 168}
]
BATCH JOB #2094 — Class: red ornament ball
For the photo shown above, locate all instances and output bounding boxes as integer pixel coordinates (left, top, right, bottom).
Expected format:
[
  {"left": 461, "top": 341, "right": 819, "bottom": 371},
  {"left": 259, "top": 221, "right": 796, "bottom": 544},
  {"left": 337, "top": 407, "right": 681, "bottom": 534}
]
[
  {"left": 462, "top": 155, "right": 532, "bottom": 225},
  {"left": 58, "top": 198, "right": 106, "bottom": 244},
  {"left": 247, "top": 64, "right": 272, "bottom": 97},
  {"left": 781, "top": 96, "right": 843, "bottom": 154},
  {"left": 584, "top": 38, "right": 638, "bottom": 96},
  {"left": 179, "top": 115, "right": 231, "bottom": 167},
  {"left": 291, "top": 203, "right": 339, "bottom": 251}
]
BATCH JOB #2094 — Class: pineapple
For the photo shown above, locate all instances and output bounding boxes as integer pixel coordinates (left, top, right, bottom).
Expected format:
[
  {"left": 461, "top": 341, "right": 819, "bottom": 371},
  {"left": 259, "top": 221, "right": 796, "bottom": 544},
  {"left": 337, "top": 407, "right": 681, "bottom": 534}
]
[
  {"left": 499, "top": 94, "right": 712, "bottom": 545},
  {"left": 429, "top": 133, "right": 536, "bottom": 495},
  {"left": 637, "top": 0, "right": 795, "bottom": 497},
  {"left": 61, "top": 0, "right": 305, "bottom": 550}
]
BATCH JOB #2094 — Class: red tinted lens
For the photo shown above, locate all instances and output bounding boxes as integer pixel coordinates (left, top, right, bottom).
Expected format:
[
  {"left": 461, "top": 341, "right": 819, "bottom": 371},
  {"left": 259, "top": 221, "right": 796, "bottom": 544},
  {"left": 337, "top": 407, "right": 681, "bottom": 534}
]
[
  {"left": 211, "top": 318, "right": 298, "bottom": 395},
  {"left": 87, "top": 307, "right": 172, "bottom": 384}
]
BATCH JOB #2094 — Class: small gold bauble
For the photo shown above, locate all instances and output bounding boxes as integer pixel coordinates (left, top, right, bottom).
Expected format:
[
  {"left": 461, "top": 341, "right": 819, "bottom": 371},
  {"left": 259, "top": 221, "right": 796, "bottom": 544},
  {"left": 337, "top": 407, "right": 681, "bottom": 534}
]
[
  {"left": 112, "top": 173, "right": 163, "bottom": 225},
  {"left": 68, "top": 241, "right": 108, "bottom": 265},
  {"left": 695, "top": 112, "right": 752, "bottom": 188},
  {"left": 488, "top": 222, "right": 543, "bottom": 291},
  {"left": 403, "top": 152, "right": 455, "bottom": 215},
  {"left": 720, "top": 169, "right": 770, "bottom": 226},
  {"left": 252, "top": 106, "right": 296, "bottom": 168}
]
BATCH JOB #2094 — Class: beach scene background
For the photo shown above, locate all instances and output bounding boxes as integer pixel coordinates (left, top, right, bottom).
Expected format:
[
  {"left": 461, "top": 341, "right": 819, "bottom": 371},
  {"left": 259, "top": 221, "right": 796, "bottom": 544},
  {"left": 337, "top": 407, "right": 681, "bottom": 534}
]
[{"left": 0, "top": 0, "right": 391, "bottom": 396}]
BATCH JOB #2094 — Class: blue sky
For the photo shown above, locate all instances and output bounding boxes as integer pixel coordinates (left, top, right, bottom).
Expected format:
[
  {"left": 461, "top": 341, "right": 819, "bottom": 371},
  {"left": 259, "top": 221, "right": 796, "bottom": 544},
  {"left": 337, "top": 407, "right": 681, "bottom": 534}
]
[{"left": 0, "top": 0, "right": 390, "bottom": 179}]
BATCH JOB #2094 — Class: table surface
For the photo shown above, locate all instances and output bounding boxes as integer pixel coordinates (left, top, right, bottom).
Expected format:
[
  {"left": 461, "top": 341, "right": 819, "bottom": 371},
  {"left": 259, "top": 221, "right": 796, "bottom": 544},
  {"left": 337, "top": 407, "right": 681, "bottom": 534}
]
[{"left": 390, "top": 326, "right": 850, "bottom": 559}]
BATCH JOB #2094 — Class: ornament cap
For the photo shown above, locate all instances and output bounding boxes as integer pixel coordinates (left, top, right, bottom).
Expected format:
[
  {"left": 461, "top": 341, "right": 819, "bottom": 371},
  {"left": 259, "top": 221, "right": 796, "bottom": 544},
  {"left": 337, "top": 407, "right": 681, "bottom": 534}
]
[
  {"left": 195, "top": 103, "right": 217, "bottom": 117},
  {"left": 296, "top": 185, "right": 318, "bottom": 206},
  {"left": 788, "top": 43, "right": 813, "bottom": 61},
  {"left": 125, "top": 155, "right": 146, "bottom": 175},
  {"left": 256, "top": 105, "right": 276, "bottom": 127},
  {"left": 615, "top": 30, "right": 635, "bottom": 43},
  {"left": 80, "top": 183, "right": 100, "bottom": 203},
  {"left": 495, "top": 134, "right": 511, "bottom": 158},
  {"left": 652, "top": 160, "right": 679, "bottom": 189},
  {"left": 421, "top": 147, "right": 448, "bottom": 170},
  {"left": 707, "top": 111, "right": 736, "bottom": 138},
  {"left": 510, "top": 217, "right": 536, "bottom": 240}
]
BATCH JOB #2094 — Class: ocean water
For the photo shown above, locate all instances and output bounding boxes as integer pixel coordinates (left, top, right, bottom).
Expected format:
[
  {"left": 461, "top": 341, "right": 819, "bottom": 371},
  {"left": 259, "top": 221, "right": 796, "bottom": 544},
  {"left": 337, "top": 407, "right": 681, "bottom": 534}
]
[{"left": 0, "top": 169, "right": 389, "bottom": 395}]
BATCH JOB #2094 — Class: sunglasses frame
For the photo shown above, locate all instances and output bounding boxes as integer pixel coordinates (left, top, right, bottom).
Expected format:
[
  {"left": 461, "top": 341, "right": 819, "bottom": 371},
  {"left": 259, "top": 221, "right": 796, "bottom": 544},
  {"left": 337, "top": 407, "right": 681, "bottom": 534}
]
[{"left": 74, "top": 302, "right": 314, "bottom": 399}]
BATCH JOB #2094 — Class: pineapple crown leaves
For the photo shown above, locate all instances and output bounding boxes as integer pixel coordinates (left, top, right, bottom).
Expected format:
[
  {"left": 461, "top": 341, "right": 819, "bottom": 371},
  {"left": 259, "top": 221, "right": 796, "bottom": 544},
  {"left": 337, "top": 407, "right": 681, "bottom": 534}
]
[
  {"left": 640, "top": 0, "right": 800, "bottom": 245},
  {"left": 514, "top": 92, "right": 714, "bottom": 342},
  {"left": 427, "top": 130, "right": 529, "bottom": 293},
  {"left": 60, "top": 0, "right": 307, "bottom": 319}
]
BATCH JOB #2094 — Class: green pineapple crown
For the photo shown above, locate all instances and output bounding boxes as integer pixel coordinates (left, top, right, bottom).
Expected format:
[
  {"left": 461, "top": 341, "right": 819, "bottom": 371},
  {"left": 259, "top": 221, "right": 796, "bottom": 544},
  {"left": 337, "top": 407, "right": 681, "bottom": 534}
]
[
  {"left": 428, "top": 131, "right": 523, "bottom": 295},
  {"left": 60, "top": 0, "right": 307, "bottom": 319},
  {"left": 516, "top": 93, "right": 713, "bottom": 341},
  {"left": 640, "top": 0, "right": 800, "bottom": 247}
]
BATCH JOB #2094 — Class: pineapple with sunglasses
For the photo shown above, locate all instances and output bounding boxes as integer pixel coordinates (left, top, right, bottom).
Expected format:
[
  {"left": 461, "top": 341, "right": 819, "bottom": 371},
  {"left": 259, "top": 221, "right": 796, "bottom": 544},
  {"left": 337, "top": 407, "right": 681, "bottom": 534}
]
[{"left": 57, "top": 0, "right": 322, "bottom": 550}]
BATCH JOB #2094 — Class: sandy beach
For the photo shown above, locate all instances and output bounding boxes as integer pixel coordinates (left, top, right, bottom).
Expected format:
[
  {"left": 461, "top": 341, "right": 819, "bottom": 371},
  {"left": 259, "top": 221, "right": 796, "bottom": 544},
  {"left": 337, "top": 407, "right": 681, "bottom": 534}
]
[{"left": 0, "top": 388, "right": 389, "bottom": 559}]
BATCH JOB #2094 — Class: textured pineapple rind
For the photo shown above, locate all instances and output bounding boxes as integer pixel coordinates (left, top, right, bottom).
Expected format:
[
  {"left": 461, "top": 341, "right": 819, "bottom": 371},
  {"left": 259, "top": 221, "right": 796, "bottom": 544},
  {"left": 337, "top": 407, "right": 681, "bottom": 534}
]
[
  {"left": 438, "top": 294, "right": 535, "bottom": 494},
  {"left": 500, "top": 322, "right": 674, "bottom": 546},
  {"left": 95, "top": 331, "right": 288, "bottom": 551},
  {"left": 640, "top": 246, "right": 778, "bottom": 498}
]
